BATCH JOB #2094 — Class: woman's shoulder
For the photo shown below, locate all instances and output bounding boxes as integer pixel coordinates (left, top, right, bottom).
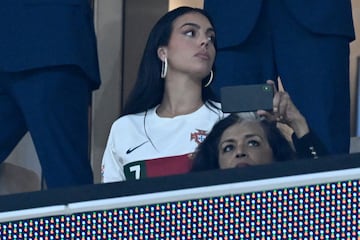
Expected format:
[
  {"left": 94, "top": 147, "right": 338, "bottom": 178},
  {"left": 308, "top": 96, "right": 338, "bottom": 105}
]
[
  {"left": 205, "top": 100, "right": 226, "bottom": 117},
  {"left": 206, "top": 100, "right": 222, "bottom": 110},
  {"left": 110, "top": 111, "right": 147, "bottom": 130}
]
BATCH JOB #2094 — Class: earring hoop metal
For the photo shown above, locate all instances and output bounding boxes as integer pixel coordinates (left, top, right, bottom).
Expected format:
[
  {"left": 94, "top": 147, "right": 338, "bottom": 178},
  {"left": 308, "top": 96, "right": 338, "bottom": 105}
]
[
  {"left": 204, "top": 70, "right": 214, "bottom": 87},
  {"left": 160, "top": 58, "right": 168, "bottom": 78}
]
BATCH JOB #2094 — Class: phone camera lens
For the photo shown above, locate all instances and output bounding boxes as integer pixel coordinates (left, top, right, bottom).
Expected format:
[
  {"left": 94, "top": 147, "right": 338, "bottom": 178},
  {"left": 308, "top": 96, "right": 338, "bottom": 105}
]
[{"left": 263, "top": 86, "right": 270, "bottom": 91}]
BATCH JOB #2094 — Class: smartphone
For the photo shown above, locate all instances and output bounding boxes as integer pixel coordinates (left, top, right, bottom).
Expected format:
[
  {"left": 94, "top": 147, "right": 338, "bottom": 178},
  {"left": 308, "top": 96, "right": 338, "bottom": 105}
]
[{"left": 220, "top": 84, "right": 274, "bottom": 113}]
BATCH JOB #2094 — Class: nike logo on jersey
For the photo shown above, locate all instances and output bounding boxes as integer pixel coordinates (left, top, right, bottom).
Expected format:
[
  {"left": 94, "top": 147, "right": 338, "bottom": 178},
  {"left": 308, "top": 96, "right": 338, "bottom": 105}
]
[{"left": 126, "top": 141, "right": 148, "bottom": 154}]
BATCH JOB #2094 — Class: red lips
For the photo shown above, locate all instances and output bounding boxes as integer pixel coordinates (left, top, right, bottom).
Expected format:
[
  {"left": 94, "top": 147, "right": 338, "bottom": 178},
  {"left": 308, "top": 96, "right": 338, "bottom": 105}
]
[{"left": 235, "top": 162, "right": 251, "bottom": 168}]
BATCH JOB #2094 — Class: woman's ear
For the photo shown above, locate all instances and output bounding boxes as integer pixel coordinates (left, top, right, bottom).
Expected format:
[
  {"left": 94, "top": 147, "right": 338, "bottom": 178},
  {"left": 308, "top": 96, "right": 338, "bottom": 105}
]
[{"left": 157, "top": 47, "right": 167, "bottom": 61}]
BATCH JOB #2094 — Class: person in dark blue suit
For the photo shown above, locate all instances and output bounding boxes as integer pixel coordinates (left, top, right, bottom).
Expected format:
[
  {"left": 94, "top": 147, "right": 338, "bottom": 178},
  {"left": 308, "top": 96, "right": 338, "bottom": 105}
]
[
  {"left": 0, "top": 0, "right": 101, "bottom": 188},
  {"left": 204, "top": 0, "right": 355, "bottom": 154}
]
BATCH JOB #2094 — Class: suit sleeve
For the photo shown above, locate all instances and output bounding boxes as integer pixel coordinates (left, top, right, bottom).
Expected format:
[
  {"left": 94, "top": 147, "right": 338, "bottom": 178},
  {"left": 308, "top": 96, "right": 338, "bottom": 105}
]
[{"left": 292, "top": 129, "right": 329, "bottom": 160}]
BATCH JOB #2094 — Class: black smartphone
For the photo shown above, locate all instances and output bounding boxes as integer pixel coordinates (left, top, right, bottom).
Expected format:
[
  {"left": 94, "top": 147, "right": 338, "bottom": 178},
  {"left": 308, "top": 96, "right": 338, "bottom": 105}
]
[{"left": 220, "top": 84, "right": 274, "bottom": 113}]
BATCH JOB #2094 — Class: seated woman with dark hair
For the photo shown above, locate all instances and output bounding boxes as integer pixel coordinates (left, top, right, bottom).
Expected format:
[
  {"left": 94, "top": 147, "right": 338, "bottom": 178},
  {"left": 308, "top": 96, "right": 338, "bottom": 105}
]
[{"left": 192, "top": 84, "right": 328, "bottom": 171}]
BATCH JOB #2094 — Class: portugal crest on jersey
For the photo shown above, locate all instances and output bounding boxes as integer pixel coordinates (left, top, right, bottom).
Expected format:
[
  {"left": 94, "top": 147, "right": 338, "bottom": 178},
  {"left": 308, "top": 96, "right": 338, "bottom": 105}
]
[{"left": 190, "top": 129, "right": 208, "bottom": 144}]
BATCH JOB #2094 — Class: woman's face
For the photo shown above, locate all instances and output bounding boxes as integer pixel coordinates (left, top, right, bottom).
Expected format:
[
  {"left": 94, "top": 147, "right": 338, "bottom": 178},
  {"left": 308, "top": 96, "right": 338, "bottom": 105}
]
[
  {"left": 218, "top": 121, "right": 274, "bottom": 169},
  {"left": 163, "top": 12, "right": 216, "bottom": 80}
]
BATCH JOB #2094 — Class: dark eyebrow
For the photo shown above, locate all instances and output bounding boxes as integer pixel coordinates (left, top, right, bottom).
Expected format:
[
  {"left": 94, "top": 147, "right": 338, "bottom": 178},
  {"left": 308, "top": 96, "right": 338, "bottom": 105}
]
[
  {"left": 219, "top": 139, "right": 236, "bottom": 146},
  {"left": 180, "top": 22, "right": 215, "bottom": 34}
]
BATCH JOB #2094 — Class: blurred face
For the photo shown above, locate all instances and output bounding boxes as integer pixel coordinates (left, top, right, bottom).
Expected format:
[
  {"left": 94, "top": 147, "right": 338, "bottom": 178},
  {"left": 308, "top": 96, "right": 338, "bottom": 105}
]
[
  {"left": 218, "top": 121, "right": 274, "bottom": 169},
  {"left": 161, "top": 12, "right": 216, "bottom": 80}
]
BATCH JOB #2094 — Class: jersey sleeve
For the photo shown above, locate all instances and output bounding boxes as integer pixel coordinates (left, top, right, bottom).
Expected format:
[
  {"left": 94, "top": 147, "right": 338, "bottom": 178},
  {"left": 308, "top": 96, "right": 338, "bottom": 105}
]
[{"left": 101, "top": 126, "right": 126, "bottom": 183}]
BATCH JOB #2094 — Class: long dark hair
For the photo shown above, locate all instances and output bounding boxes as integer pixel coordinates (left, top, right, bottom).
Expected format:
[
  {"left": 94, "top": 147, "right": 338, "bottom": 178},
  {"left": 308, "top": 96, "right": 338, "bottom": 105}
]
[
  {"left": 192, "top": 113, "right": 296, "bottom": 171},
  {"left": 122, "top": 6, "right": 219, "bottom": 116}
]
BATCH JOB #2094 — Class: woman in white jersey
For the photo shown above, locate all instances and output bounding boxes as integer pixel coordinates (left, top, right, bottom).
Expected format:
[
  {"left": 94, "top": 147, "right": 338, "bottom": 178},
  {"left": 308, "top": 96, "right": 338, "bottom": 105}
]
[{"left": 101, "top": 7, "right": 224, "bottom": 182}]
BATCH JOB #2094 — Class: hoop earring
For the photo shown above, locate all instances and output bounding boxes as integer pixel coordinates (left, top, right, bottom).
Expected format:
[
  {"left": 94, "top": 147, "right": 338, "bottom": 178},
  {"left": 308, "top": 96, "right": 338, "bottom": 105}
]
[
  {"left": 204, "top": 70, "right": 213, "bottom": 87},
  {"left": 161, "top": 58, "right": 168, "bottom": 78}
]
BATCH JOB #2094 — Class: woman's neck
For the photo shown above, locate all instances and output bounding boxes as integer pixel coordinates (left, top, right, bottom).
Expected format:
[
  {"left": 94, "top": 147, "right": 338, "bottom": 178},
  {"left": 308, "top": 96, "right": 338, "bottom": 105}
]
[
  {"left": 157, "top": 78, "right": 204, "bottom": 118},
  {"left": 157, "top": 100, "right": 204, "bottom": 118}
]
